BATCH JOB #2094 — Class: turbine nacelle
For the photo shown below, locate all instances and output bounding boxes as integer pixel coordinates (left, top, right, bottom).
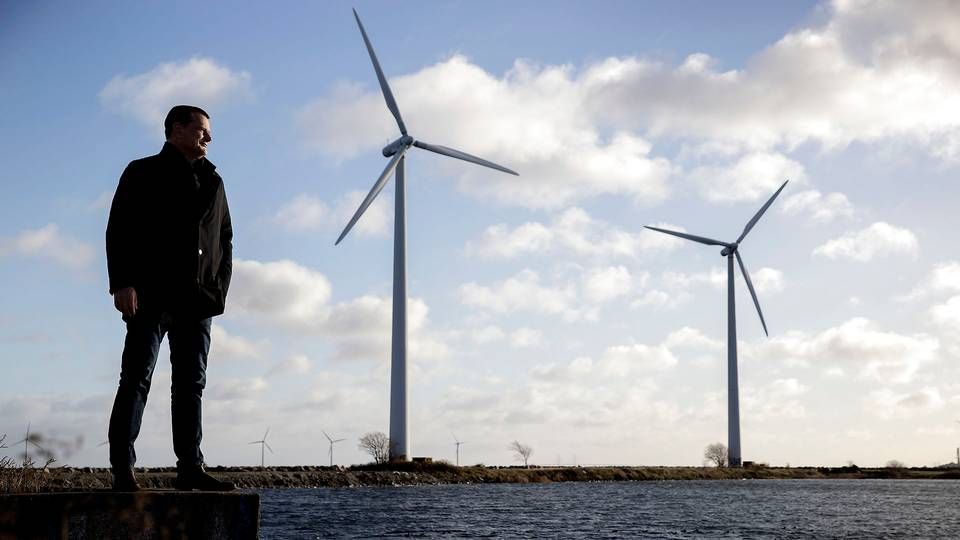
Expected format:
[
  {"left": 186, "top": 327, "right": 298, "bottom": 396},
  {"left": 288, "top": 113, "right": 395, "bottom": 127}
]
[
  {"left": 383, "top": 135, "right": 414, "bottom": 157},
  {"left": 720, "top": 243, "right": 738, "bottom": 256}
]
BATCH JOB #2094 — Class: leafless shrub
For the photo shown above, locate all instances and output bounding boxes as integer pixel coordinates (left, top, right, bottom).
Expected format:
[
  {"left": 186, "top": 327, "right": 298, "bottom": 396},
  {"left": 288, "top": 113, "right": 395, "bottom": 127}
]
[
  {"left": 509, "top": 440, "right": 533, "bottom": 468},
  {"left": 358, "top": 432, "right": 391, "bottom": 464},
  {"left": 704, "top": 442, "right": 728, "bottom": 468}
]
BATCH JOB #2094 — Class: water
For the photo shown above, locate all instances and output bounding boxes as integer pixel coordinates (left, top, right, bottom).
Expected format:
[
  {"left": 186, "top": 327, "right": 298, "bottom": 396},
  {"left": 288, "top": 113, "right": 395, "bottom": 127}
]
[{"left": 259, "top": 479, "right": 960, "bottom": 538}]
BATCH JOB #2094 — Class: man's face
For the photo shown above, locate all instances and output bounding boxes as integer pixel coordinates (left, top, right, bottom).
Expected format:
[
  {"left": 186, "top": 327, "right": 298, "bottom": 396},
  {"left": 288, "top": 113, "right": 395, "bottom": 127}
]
[{"left": 169, "top": 113, "right": 212, "bottom": 161}]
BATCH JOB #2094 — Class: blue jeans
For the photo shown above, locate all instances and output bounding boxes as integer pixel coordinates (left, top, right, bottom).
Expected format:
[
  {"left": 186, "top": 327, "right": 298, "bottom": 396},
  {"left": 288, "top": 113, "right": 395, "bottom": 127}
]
[{"left": 108, "top": 310, "right": 212, "bottom": 469}]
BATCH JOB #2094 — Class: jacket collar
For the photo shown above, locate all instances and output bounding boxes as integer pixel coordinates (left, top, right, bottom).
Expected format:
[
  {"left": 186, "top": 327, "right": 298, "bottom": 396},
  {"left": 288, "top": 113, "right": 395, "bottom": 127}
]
[{"left": 159, "top": 142, "right": 217, "bottom": 174}]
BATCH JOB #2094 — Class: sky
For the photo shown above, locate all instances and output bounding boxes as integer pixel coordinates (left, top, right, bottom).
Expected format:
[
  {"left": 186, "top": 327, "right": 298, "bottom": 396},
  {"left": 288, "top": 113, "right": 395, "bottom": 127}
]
[{"left": 2, "top": 0, "right": 959, "bottom": 469}]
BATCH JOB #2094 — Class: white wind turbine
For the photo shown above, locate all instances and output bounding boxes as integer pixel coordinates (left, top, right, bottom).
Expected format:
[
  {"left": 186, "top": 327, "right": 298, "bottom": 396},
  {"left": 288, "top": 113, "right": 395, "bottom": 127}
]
[
  {"left": 452, "top": 433, "right": 466, "bottom": 467},
  {"left": 323, "top": 431, "right": 346, "bottom": 467},
  {"left": 249, "top": 428, "right": 273, "bottom": 468},
  {"left": 336, "top": 9, "right": 519, "bottom": 461},
  {"left": 645, "top": 180, "right": 788, "bottom": 467}
]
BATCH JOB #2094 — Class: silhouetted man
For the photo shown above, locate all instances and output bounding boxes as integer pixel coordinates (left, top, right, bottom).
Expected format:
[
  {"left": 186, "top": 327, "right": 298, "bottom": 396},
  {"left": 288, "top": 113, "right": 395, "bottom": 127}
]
[{"left": 106, "top": 105, "right": 234, "bottom": 491}]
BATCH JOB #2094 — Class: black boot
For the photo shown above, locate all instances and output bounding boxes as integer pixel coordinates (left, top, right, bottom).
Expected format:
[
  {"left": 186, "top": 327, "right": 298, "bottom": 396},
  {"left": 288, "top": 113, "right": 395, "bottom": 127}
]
[
  {"left": 112, "top": 467, "right": 141, "bottom": 492},
  {"left": 175, "top": 464, "right": 236, "bottom": 491}
]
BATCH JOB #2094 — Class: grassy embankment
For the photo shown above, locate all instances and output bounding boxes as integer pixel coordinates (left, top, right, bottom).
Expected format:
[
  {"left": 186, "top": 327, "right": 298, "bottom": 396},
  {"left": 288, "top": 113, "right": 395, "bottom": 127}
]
[{"left": 4, "top": 461, "right": 959, "bottom": 492}]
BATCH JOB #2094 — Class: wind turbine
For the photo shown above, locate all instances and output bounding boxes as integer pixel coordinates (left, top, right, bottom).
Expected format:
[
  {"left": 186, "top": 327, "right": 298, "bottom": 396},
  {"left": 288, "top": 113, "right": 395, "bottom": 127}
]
[
  {"left": 452, "top": 433, "right": 466, "bottom": 467},
  {"left": 13, "top": 423, "right": 46, "bottom": 465},
  {"left": 336, "top": 9, "right": 519, "bottom": 461},
  {"left": 322, "top": 430, "right": 346, "bottom": 467},
  {"left": 248, "top": 428, "right": 273, "bottom": 468},
  {"left": 645, "top": 179, "right": 788, "bottom": 467}
]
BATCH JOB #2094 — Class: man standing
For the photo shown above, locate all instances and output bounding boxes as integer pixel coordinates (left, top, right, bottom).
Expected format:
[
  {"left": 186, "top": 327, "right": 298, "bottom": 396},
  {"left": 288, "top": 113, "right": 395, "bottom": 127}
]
[{"left": 106, "top": 105, "right": 234, "bottom": 491}]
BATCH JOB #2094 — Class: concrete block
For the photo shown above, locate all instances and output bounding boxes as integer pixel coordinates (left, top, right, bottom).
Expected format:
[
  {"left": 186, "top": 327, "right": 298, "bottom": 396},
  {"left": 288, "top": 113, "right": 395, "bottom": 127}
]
[{"left": 0, "top": 491, "right": 259, "bottom": 539}]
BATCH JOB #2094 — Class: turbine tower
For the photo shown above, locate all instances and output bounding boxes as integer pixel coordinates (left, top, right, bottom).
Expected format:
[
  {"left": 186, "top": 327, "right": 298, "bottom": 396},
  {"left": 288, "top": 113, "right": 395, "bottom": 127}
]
[
  {"left": 248, "top": 428, "right": 273, "bottom": 468},
  {"left": 323, "top": 430, "right": 346, "bottom": 467},
  {"left": 452, "top": 433, "right": 466, "bottom": 467},
  {"left": 645, "top": 180, "right": 788, "bottom": 467},
  {"left": 337, "top": 9, "right": 519, "bottom": 461}
]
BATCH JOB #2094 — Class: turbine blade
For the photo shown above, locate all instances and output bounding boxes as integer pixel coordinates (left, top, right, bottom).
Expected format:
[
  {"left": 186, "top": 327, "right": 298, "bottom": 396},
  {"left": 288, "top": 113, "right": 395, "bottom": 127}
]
[
  {"left": 264, "top": 428, "right": 270, "bottom": 440},
  {"left": 735, "top": 251, "right": 768, "bottom": 337},
  {"left": 334, "top": 439, "right": 346, "bottom": 443},
  {"left": 736, "top": 179, "right": 789, "bottom": 244},
  {"left": 644, "top": 226, "right": 728, "bottom": 247},
  {"left": 335, "top": 147, "right": 407, "bottom": 245},
  {"left": 322, "top": 430, "right": 332, "bottom": 442},
  {"left": 248, "top": 441, "right": 260, "bottom": 445},
  {"left": 353, "top": 9, "right": 407, "bottom": 135},
  {"left": 266, "top": 442, "right": 274, "bottom": 453},
  {"left": 413, "top": 140, "right": 518, "bottom": 176}
]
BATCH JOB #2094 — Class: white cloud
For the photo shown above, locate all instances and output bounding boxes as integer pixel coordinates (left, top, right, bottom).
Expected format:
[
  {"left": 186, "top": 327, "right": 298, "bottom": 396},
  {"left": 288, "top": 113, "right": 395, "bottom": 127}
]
[
  {"left": 662, "top": 268, "right": 727, "bottom": 291},
  {"left": 600, "top": 344, "right": 679, "bottom": 375},
  {"left": 299, "top": 57, "right": 672, "bottom": 209},
  {"left": 866, "top": 387, "right": 945, "bottom": 419},
  {"left": 272, "top": 191, "right": 390, "bottom": 238},
  {"left": 228, "top": 259, "right": 332, "bottom": 323},
  {"left": 583, "top": 266, "right": 634, "bottom": 303},
  {"left": 0, "top": 223, "right": 95, "bottom": 270},
  {"left": 459, "top": 269, "right": 582, "bottom": 321},
  {"left": 813, "top": 222, "right": 919, "bottom": 261},
  {"left": 663, "top": 327, "right": 724, "bottom": 351},
  {"left": 691, "top": 152, "right": 804, "bottom": 203},
  {"left": 226, "top": 258, "right": 446, "bottom": 363},
  {"left": 272, "top": 194, "right": 329, "bottom": 231},
  {"left": 781, "top": 190, "right": 855, "bottom": 223},
  {"left": 266, "top": 354, "right": 312, "bottom": 377},
  {"left": 749, "top": 318, "right": 939, "bottom": 384},
  {"left": 100, "top": 57, "right": 253, "bottom": 127},
  {"left": 930, "top": 295, "right": 960, "bottom": 330},
  {"left": 589, "top": 2, "right": 960, "bottom": 155},
  {"left": 466, "top": 207, "right": 684, "bottom": 260},
  {"left": 299, "top": 0, "right": 960, "bottom": 213},
  {"left": 211, "top": 377, "right": 268, "bottom": 401},
  {"left": 752, "top": 268, "right": 785, "bottom": 294},
  {"left": 900, "top": 261, "right": 960, "bottom": 300},
  {"left": 509, "top": 328, "right": 543, "bottom": 349},
  {"left": 465, "top": 222, "right": 553, "bottom": 259},
  {"left": 466, "top": 324, "right": 542, "bottom": 348},
  {"left": 742, "top": 378, "right": 809, "bottom": 421},
  {"left": 471, "top": 325, "right": 506, "bottom": 344},
  {"left": 331, "top": 191, "right": 391, "bottom": 238},
  {"left": 210, "top": 325, "right": 267, "bottom": 361}
]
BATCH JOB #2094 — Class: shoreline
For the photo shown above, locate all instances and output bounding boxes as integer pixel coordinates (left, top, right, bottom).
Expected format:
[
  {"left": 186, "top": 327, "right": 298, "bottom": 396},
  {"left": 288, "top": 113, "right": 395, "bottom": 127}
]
[{"left": 10, "top": 463, "right": 960, "bottom": 492}]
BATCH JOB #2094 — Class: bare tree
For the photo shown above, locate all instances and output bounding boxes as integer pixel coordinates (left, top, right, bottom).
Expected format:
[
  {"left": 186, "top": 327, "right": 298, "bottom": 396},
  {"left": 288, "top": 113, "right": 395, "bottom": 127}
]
[
  {"left": 358, "top": 432, "right": 391, "bottom": 464},
  {"left": 509, "top": 440, "right": 533, "bottom": 468},
  {"left": 885, "top": 459, "right": 906, "bottom": 469},
  {"left": 704, "top": 442, "right": 728, "bottom": 468}
]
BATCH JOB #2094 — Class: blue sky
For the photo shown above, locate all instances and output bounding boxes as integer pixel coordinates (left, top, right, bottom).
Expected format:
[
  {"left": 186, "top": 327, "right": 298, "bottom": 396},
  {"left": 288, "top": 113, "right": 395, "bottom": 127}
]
[{"left": 2, "top": 0, "right": 959, "bottom": 468}]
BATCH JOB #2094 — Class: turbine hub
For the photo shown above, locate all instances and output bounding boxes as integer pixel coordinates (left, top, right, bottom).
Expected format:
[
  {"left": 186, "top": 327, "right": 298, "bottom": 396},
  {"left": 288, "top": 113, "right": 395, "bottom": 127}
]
[
  {"left": 721, "top": 243, "right": 738, "bottom": 256},
  {"left": 382, "top": 135, "right": 414, "bottom": 157}
]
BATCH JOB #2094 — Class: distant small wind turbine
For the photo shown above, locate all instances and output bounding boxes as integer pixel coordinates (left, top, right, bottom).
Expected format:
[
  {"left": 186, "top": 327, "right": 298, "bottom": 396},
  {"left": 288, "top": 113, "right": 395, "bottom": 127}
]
[
  {"left": 336, "top": 9, "right": 519, "bottom": 462},
  {"left": 452, "top": 433, "right": 466, "bottom": 467},
  {"left": 13, "top": 423, "right": 46, "bottom": 464},
  {"left": 249, "top": 428, "right": 273, "bottom": 468},
  {"left": 645, "top": 180, "right": 788, "bottom": 467},
  {"left": 322, "top": 431, "right": 346, "bottom": 467}
]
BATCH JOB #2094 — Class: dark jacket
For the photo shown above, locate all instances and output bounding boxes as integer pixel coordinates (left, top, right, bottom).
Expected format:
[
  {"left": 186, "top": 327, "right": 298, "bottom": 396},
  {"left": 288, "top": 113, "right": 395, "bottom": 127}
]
[{"left": 106, "top": 143, "right": 233, "bottom": 319}]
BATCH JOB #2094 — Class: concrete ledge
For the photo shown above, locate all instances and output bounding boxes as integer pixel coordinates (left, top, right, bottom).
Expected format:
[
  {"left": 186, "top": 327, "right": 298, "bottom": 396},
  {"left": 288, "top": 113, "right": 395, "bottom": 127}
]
[{"left": 0, "top": 491, "right": 259, "bottom": 540}]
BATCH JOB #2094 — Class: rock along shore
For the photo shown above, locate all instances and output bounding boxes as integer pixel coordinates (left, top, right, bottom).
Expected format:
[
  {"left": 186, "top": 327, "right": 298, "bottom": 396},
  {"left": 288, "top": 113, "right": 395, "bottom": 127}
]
[{"left": 12, "top": 462, "right": 960, "bottom": 492}]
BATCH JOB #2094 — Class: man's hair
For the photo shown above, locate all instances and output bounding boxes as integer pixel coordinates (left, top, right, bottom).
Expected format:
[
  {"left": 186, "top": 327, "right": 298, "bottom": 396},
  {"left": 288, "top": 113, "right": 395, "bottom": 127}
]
[{"left": 164, "top": 105, "right": 210, "bottom": 138}]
